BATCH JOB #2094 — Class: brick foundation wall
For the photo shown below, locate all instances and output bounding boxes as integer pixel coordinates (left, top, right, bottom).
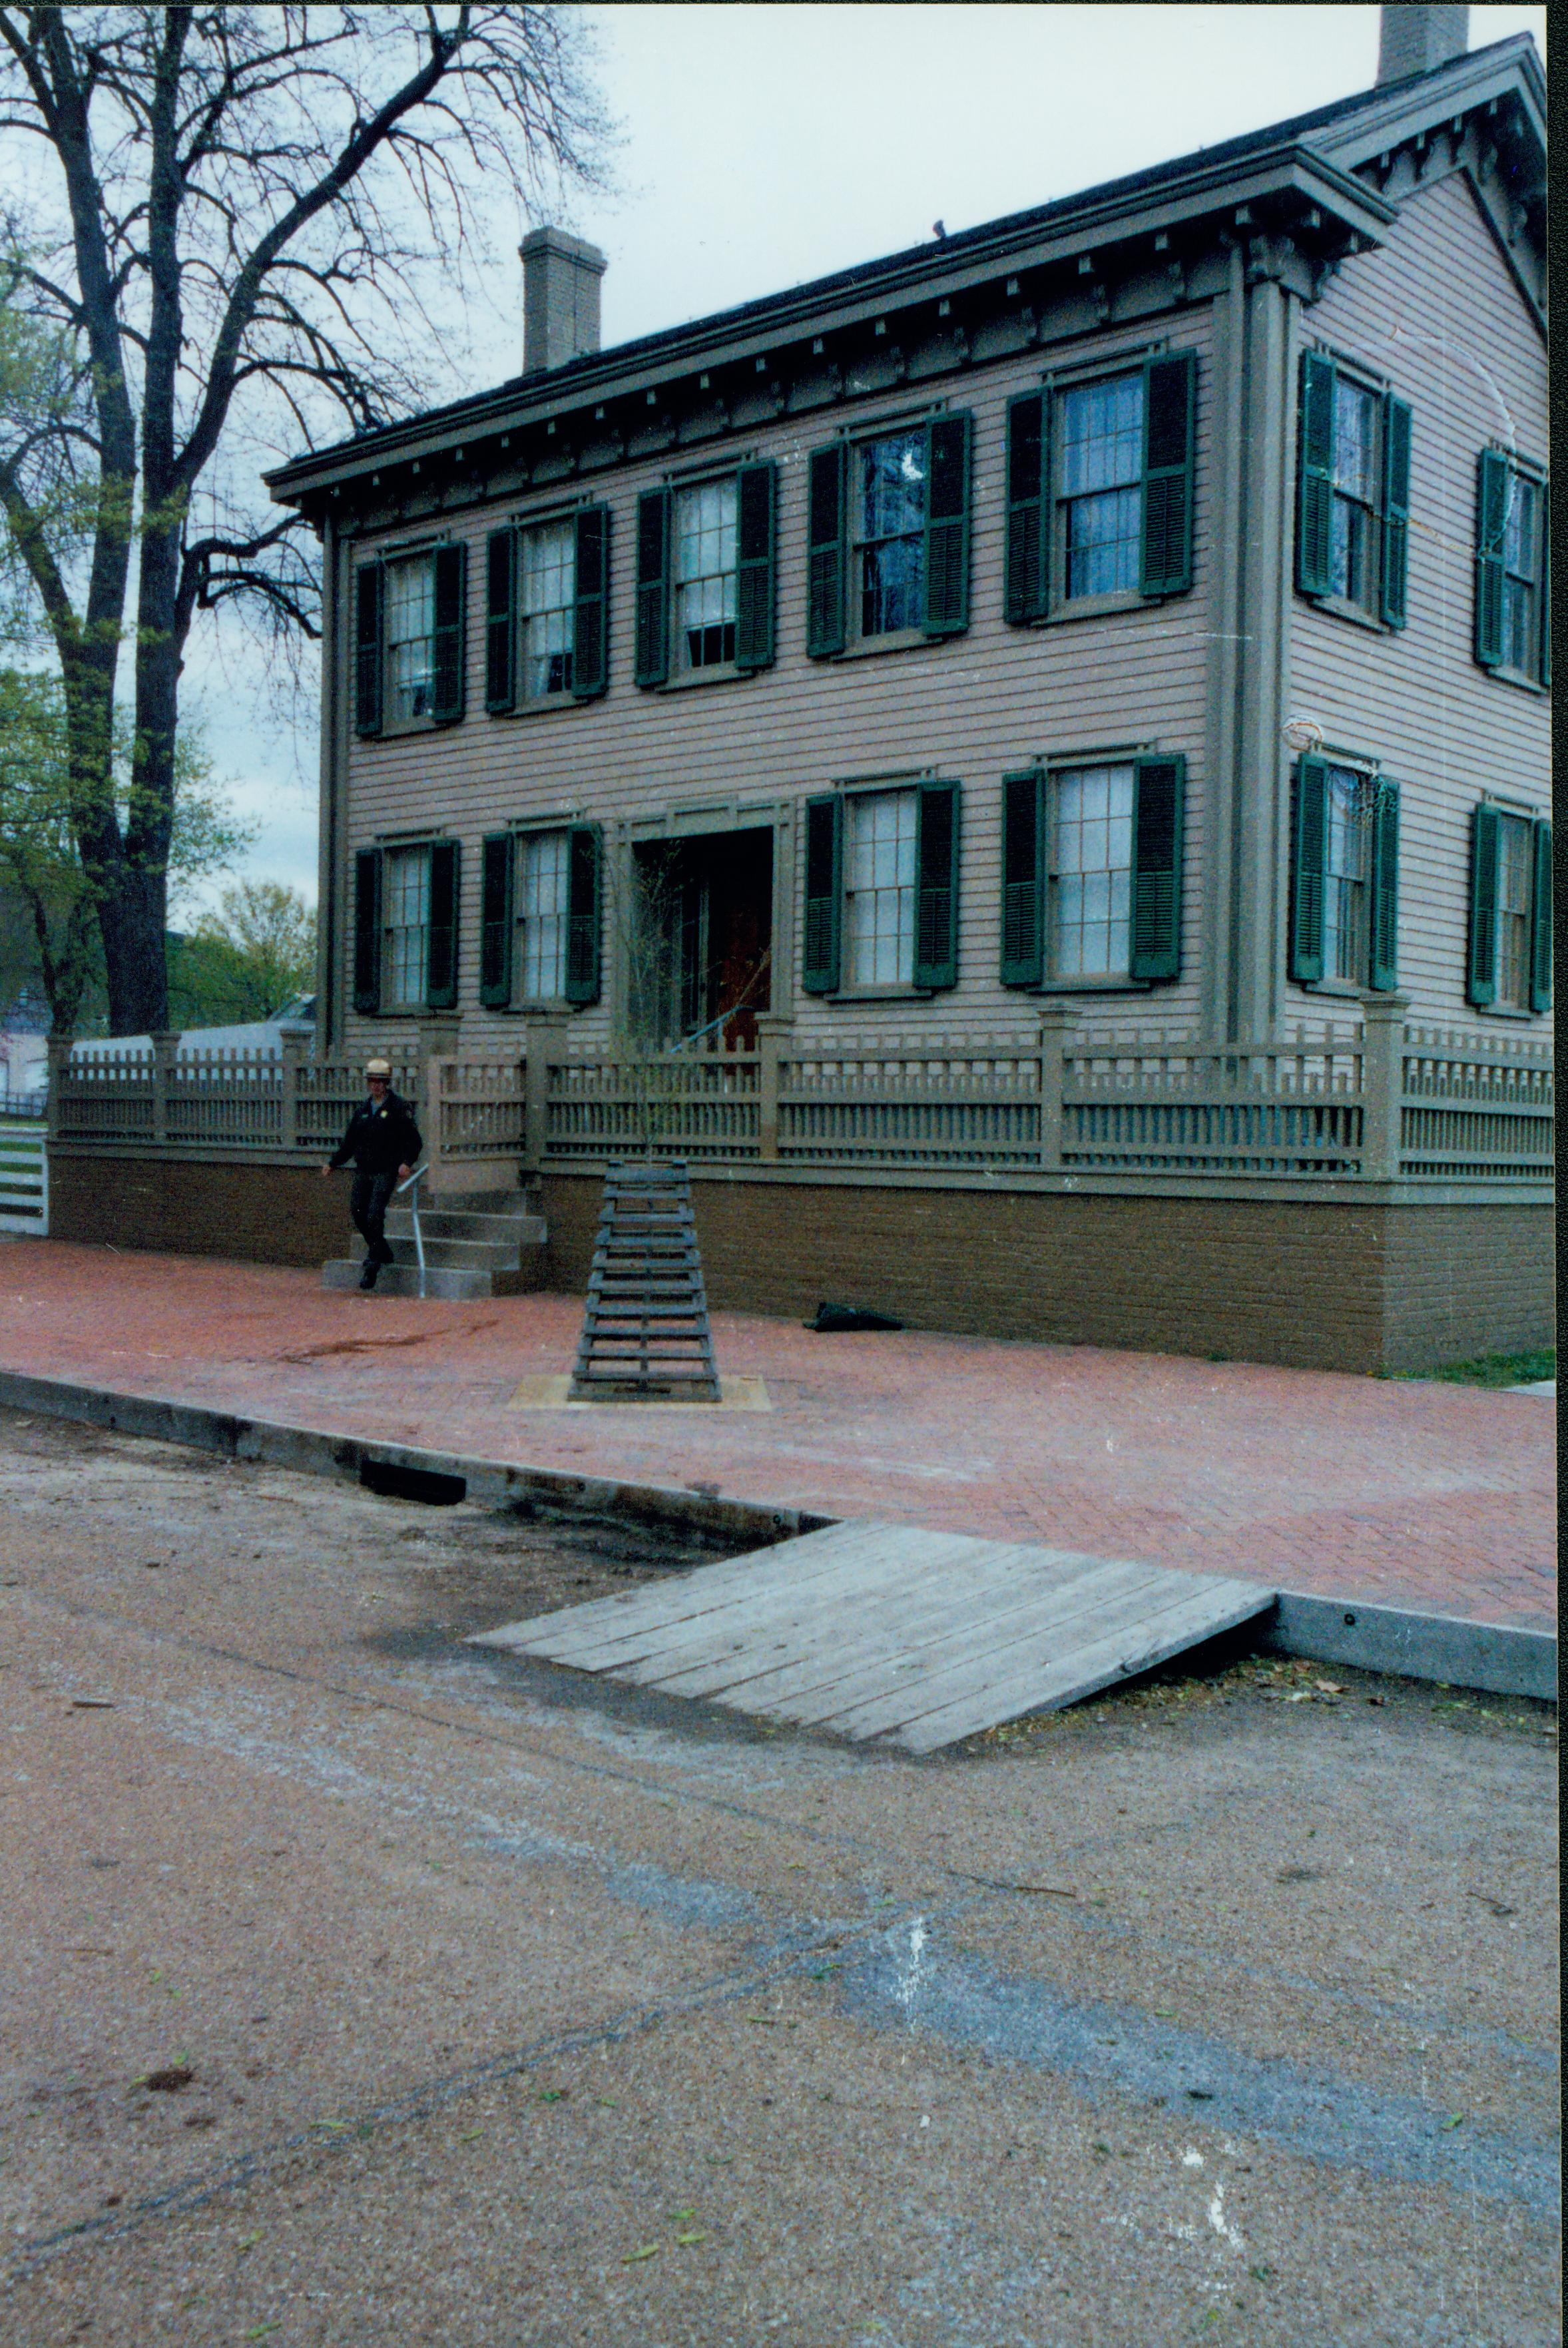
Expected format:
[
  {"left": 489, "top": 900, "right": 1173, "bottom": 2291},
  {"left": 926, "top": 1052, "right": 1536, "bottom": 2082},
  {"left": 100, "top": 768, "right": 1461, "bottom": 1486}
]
[
  {"left": 45, "top": 1154, "right": 1553, "bottom": 1375},
  {"left": 49, "top": 1156, "right": 356, "bottom": 1269}
]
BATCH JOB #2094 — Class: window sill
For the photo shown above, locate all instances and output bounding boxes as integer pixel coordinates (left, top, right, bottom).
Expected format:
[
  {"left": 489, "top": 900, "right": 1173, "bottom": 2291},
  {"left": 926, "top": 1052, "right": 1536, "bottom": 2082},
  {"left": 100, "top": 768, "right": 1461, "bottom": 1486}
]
[
  {"left": 821, "top": 984, "right": 941, "bottom": 1003},
  {"left": 1472, "top": 1001, "right": 1547, "bottom": 1022},
  {"left": 1299, "top": 978, "right": 1373, "bottom": 1000},
  {"left": 378, "top": 716, "right": 439, "bottom": 739},
  {"left": 1296, "top": 591, "right": 1387, "bottom": 635},
  {"left": 655, "top": 663, "right": 756, "bottom": 693},
  {"left": 831, "top": 628, "right": 945, "bottom": 662},
  {"left": 1034, "top": 976, "right": 1151, "bottom": 995},
  {"left": 493, "top": 694, "right": 589, "bottom": 719},
  {"left": 1481, "top": 663, "right": 1549, "bottom": 697},
  {"left": 1041, "top": 589, "right": 1151, "bottom": 626}
]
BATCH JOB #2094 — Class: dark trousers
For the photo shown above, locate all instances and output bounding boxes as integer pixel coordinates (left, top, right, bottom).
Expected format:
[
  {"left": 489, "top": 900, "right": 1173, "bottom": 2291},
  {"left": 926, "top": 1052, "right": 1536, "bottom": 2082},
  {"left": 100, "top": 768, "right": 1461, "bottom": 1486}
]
[{"left": 350, "top": 1169, "right": 399, "bottom": 1267}]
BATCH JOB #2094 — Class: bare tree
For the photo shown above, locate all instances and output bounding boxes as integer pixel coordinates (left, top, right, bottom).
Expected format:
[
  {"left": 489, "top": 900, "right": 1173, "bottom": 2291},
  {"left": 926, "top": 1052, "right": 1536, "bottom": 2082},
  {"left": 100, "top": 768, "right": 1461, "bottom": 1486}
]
[{"left": 0, "top": 5, "right": 608, "bottom": 1033}]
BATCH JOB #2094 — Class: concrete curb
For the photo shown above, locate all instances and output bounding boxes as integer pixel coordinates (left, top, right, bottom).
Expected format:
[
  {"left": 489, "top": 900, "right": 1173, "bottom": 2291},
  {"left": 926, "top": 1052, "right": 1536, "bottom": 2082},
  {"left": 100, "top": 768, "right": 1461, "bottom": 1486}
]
[{"left": 0, "top": 1367, "right": 1555, "bottom": 1707}]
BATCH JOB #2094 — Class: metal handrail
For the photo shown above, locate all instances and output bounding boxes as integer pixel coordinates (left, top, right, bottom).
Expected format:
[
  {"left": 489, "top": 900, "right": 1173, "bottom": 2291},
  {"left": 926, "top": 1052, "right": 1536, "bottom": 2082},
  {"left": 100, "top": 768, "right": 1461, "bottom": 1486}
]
[{"left": 396, "top": 1162, "right": 428, "bottom": 1296}]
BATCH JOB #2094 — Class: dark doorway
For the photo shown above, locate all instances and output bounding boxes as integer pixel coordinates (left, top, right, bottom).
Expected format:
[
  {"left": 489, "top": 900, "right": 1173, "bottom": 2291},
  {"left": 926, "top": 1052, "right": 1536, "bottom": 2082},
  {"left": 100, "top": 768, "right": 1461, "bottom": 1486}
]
[{"left": 631, "top": 827, "right": 773, "bottom": 1047}]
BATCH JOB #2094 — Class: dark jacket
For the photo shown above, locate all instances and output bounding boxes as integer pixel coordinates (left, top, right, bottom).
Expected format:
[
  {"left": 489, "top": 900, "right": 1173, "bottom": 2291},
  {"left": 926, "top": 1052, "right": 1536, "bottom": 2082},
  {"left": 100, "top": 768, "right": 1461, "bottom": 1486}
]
[{"left": 330, "top": 1088, "right": 423, "bottom": 1177}]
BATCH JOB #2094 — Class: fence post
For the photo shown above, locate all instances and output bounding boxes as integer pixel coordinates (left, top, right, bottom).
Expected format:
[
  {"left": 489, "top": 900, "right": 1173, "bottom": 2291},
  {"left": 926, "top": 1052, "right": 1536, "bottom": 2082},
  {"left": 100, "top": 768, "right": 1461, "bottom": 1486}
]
[
  {"left": 756, "top": 1013, "right": 786, "bottom": 1162},
  {"left": 279, "top": 1029, "right": 306, "bottom": 1153},
  {"left": 45, "top": 1031, "right": 73, "bottom": 1146},
  {"left": 150, "top": 1030, "right": 180, "bottom": 1147},
  {"left": 1360, "top": 994, "right": 1408, "bottom": 1181},
  {"left": 1037, "top": 1002, "right": 1067, "bottom": 1171},
  {"left": 523, "top": 1016, "right": 566, "bottom": 1173}
]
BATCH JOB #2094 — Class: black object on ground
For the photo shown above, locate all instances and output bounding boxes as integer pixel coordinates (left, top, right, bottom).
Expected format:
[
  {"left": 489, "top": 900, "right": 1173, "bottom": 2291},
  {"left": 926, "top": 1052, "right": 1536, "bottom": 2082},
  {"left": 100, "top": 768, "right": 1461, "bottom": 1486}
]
[{"left": 805, "top": 1301, "right": 905, "bottom": 1333}]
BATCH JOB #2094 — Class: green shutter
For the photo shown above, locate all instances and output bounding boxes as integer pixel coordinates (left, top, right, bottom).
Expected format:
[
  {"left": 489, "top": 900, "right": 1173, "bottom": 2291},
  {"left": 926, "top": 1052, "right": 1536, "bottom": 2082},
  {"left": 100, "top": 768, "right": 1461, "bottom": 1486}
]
[
  {"left": 352, "top": 846, "right": 382, "bottom": 1013},
  {"left": 354, "top": 561, "right": 384, "bottom": 736},
  {"left": 806, "top": 442, "right": 847, "bottom": 658},
  {"left": 1296, "top": 352, "right": 1336, "bottom": 598},
  {"left": 1538, "top": 481, "right": 1550, "bottom": 688},
  {"left": 1380, "top": 396, "right": 1412, "bottom": 629},
  {"left": 479, "top": 832, "right": 514, "bottom": 1008},
  {"left": 1474, "top": 449, "right": 1509, "bottom": 669},
  {"left": 1466, "top": 800, "right": 1499, "bottom": 1006},
  {"left": 1129, "top": 755, "right": 1185, "bottom": 982},
  {"left": 634, "top": 488, "right": 670, "bottom": 687},
  {"left": 485, "top": 529, "right": 516, "bottom": 711},
  {"left": 1004, "top": 394, "right": 1049, "bottom": 625},
  {"left": 1140, "top": 351, "right": 1196, "bottom": 597},
  {"left": 999, "top": 767, "right": 1045, "bottom": 986},
  {"left": 914, "top": 780, "right": 960, "bottom": 990},
  {"left": 564, "top": 824, "right": 601, "bottom": 1005},
  {"left": 1368, "top": 776, "right": 1400, "bottom": 993},
  {"left": 1529, "top": 818, "right": 1552, "bottom": 1012},
  {"left": 426, "top": 840, "right": 459, "bottom": 1008},
  {"left": 431, "top": 544, "right": 466, "bottom": 725},
  {"left": 1289, "top": 756, "right": 1328, "bottom": 984},
  {"left": 734, "top": 461, "right": 776, "bottom": 671},
  {"left": 923, "top": 412, "right": 972, "bottom": 637},
  {"left": 801, "top": 794, "right": 842, "bottom": 992},
  {"left": 573, "top": 504, "right": 609, "bottom": 700}
]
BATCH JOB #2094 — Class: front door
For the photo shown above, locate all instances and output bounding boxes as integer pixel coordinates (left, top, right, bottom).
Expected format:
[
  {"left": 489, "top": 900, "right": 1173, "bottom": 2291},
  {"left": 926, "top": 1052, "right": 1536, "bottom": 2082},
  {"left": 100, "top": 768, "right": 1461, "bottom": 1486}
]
[{"left": 631, "top": 827, "right": 773, "bottom": 1047}]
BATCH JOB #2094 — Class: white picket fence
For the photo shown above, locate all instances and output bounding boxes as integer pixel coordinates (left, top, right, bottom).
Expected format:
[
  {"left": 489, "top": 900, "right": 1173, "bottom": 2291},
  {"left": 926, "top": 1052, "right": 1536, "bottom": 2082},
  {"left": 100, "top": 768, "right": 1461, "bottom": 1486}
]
[{"left": 0, "top": 1117, "right": 47, "bottom": 1234}]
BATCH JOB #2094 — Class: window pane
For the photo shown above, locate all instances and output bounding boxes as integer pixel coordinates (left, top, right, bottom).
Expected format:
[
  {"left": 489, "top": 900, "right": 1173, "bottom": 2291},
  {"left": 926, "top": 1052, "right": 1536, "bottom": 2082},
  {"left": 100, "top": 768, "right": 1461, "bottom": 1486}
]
[
  {"left": 845, "top": 788, "right": 917, "bottom": 986},
  {"left": 386, "top": 557, "right": 435, "bottom": 722},
  {"left": 519, "top": 521, "right": 575, "bottom": 697},
  {"left": 857, "top": 436, "right": 927, "bottom": 637},
  {"left": 1332, "top": 380, "right": 1378, "bottom": 501},
  {"left": 1502, "top": 475, "right": 1538, "bottom": 577},
  {"left": 517, "top": 829, "right": 570, "bottom": 1000},
  {"left": 1323, "top": 766, "right": 1368, "bottom": 984},
  {"left": 1048, "top": 764, "right": 1134, "bottom": 978},
  {"left": 673, "top": 479, "right": 738, "bottom": 669},
  {"left": 1497, "top": 814, "right": 1533, "bottom": 1008},
  {"left": 385, "top": 845, "right": 431, "bottom": 1007},
  {"left": 1060, "top": 376, "right": 1143, "bottom": 497}
]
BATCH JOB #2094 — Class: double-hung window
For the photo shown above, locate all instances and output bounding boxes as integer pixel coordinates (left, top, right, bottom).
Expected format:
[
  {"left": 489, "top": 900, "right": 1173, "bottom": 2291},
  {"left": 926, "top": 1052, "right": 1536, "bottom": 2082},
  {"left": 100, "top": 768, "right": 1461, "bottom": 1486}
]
[
  {"left": 1047, "top": 763, "right": 1135, "bottom": 978},
  {"left": 1059, "top": 378, "right": 1144, "bottom": 601},
  {"left": 385, "top": 557, "right": 436, "bottom": 723},
  {"left": 1296, "top": 352, "right": 1412, "bottom": 627},
  {"left": 1467, "top": 802, "right": 1552, "bottom": 1012},
  {"left": 855, "top": 434, "right": 927, "bottom": 638},
  {"left": 519, "top": 522, "right": 576, "bottom": 699},
  {"left": 1289, "top": 756, "right": 1400, "bottom": 994},
  {"left": 517, "top": 829, "right": 571, "bottom": 1000},
  {"left": 384, "top": 845, "right": 431, "bottom": 1008},
  {"left": 1328, "top": 378, "right": 1380, "bottom": 614},
  {"left": 672, "top": 479, "right": 738, "bottom": 670},
  {"left": 1000, "top": 756, "right": 1184, "bottom": 990},
  {"left": 844, "top": 788, "right": 918, "bottom": 985},
  {"left": 1475, "top": 451, "right": 1549, "bottom": 685}
]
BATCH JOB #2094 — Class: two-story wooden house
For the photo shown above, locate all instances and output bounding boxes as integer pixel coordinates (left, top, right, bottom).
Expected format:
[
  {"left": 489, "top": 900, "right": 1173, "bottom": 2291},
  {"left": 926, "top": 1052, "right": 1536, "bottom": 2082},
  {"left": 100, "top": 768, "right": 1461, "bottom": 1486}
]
[{"left": 246, "top": 9, "right": 1549, "bottom": 1369}]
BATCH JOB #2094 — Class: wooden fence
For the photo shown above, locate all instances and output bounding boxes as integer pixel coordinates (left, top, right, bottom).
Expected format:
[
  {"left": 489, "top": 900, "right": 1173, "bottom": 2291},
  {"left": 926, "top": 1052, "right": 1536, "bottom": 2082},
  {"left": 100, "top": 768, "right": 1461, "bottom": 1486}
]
[{"left": 45, "top": 1012, "right": 1553, "bottom": 1186}]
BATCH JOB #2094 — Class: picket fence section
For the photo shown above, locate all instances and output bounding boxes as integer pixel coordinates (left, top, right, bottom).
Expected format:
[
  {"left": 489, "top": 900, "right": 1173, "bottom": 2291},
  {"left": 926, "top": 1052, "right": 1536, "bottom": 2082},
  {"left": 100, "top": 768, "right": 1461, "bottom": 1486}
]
[{"left": 44, "top": 1016, "right": 1553, "bottom": 1185}]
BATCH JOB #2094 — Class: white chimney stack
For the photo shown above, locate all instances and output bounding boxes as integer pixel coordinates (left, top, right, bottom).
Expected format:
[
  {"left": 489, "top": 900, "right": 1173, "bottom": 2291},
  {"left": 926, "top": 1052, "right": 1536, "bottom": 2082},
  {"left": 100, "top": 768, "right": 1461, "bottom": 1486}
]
[
  {"left": 519, "top": 227, "right": 607, "bottom": 375},
  {"left": 1377, "top": 3, "right": 1469, "bottom": 85}
]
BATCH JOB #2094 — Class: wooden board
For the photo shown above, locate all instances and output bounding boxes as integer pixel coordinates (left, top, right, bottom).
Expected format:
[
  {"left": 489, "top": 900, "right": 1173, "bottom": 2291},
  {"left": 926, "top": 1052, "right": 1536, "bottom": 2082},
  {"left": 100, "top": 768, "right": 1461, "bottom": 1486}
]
[{"left": 471, "top": 1519, "right": 1276, "bottom": 1751}]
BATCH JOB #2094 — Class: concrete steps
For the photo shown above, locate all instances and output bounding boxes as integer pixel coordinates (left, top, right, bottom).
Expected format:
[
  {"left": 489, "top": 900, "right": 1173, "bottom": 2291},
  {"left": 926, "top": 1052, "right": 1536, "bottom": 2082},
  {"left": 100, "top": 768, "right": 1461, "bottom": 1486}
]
[{"left": 322, "top": 1188, "right": 547, "bottom": 1299}]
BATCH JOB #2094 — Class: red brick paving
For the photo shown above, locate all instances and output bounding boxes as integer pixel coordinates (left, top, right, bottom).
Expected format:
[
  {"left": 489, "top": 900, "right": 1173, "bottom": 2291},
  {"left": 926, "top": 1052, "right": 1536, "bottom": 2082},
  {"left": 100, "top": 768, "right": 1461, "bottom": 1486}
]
[{"left": 0, "top": 1241, "right": 1554, "bottom": 1633}]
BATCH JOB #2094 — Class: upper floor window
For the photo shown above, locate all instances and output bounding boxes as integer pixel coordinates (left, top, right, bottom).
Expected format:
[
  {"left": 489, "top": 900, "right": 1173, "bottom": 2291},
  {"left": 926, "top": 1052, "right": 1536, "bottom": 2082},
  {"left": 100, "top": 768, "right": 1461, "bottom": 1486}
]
[
  {"left": 1058, "top": 376, "right": 1144, "bottom": 601},
  {"left": 385, "top": 557, "right": 435, "bottom": 723},
  {"left": 635, "top": 466, "right": 776, "bottom": 685},
  {"left": 855, "top": 434, "right": 927, "bottom": 638},
  {"left": 1467, "top": 802, "right": 1552, "bottom": 1013},
  {"left": 673, "top": 479, "right": 738, "bottom": 671},
  {"left": 1475, "top": 451, "right": 1549, "bottom": 687},
  {"left": 1288, "top": 754, "right": 1400, "bottom": 994},
  {"left": 1005, "top": 352, "right": 1196, "bottom": 625},
  {"left": 519, "top": 521, "right": 576, "bottom": 700},
  {"left": 1295, "top": 352, "right": 1411, "bottom": 630}
]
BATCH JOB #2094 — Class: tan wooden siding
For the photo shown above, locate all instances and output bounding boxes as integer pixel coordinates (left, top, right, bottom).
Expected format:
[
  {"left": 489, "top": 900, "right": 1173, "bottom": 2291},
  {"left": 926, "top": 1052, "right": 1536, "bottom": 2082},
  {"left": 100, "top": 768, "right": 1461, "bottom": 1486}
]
[
  {"left": 338, "top": 306, "right": 1218, "bottom": 1057},
  {"left": 1285, "top": 166, "right": 1550, "bottom": 1034}
]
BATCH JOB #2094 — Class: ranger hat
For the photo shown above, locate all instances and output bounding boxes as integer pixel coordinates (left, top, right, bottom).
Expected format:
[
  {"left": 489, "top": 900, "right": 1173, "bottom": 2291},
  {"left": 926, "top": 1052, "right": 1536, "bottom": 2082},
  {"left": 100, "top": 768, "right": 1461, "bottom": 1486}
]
[{"left": 365, "top": 1057, "right": 392, "bottom": 1079}]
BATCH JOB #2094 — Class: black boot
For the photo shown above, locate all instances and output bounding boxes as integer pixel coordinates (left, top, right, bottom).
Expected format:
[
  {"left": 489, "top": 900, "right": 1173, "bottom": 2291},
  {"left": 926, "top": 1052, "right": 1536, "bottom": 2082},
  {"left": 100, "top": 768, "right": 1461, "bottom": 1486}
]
[{"left": 358, "top": 1259, "right": 379, "bottom": 1291}]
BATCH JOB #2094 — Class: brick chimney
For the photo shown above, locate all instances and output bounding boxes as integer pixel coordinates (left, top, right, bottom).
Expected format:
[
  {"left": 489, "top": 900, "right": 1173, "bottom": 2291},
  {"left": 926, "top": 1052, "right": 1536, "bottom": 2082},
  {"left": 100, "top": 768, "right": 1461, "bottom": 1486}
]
[
  {"left": 519, "top": 227, "right": 607, "bottom": 374},
  {"left": 1377, "top": 3, "right": 1469, "bottom": 84}
]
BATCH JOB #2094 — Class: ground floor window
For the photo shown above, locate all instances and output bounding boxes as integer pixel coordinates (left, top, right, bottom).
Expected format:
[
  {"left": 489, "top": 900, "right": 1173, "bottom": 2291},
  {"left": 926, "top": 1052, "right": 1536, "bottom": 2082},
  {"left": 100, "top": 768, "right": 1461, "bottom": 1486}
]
[
  {"left": 1495, "top": 812, "right": 1537, "bottom": 1011},
  {"left": 844, "top": 787, "right": 917, "bottom": 986},
  {"left": 1322, "top": 764, "right": 1371, "bottom": 984},
  {"left": 516, "top": 829, "right": 571, "bottom": 1000},
  {"left": 1047, "top": 762, "right": 1134, "bottom": 978},
  {"left": 384, "top": 844, "right": 431, "bottom": 1007}
]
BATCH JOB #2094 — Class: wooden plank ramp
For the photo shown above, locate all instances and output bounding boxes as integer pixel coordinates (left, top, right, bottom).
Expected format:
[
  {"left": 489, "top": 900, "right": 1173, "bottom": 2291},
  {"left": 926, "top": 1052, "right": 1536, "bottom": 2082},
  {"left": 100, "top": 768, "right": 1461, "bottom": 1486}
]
[{"left": 470, "top": 1519, "right": 1276, "bottom": 1753}]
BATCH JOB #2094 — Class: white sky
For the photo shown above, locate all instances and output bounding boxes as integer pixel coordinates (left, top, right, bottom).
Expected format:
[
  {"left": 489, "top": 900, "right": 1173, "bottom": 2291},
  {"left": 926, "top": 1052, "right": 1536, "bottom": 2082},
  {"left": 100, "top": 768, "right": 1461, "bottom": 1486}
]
[{"left": 186, "top": 1, "right": 1546, "bottom": 912}]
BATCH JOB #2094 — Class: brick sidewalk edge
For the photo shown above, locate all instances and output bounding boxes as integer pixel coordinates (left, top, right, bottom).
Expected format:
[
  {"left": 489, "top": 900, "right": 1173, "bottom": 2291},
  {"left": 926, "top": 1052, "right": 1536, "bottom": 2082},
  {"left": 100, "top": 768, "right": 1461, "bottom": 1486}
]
[{"left": 1, "top": 1368, "right": 1555, "bottom": 1711}]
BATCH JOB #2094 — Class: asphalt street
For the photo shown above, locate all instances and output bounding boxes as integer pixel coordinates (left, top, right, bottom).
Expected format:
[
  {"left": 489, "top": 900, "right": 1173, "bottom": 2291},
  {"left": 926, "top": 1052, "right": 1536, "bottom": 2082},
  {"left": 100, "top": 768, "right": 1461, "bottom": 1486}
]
[{"left": 0, "top": 1407, "right": 1557, "bottom": 2347}]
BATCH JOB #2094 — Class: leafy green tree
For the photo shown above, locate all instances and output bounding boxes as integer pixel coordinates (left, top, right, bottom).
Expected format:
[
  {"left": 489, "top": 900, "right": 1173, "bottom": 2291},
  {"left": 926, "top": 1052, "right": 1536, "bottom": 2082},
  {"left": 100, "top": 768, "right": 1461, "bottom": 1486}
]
[
  {"left": 0, "top": 9, "right": 607, "bottom": 1034},
  {"left": 0, "top": 666, "right": 252, "bottom": 1031},
  {"left": 169, "top": 880, "right": 316, "bottom": 1028}
]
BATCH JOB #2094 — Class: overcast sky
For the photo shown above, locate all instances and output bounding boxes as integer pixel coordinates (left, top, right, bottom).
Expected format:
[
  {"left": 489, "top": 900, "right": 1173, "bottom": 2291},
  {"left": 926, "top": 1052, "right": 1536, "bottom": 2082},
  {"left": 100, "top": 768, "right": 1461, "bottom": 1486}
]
[{"left": 185, "top": 1, "right": 1547, "bottom": 915}]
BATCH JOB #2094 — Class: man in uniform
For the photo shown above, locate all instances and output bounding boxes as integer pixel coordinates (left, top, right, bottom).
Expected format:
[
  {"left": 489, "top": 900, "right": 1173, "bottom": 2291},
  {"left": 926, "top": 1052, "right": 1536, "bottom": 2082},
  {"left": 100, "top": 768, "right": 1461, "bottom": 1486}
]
[{"left": 322, "top": 1058, "right": 423, "bottom": 1291}]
